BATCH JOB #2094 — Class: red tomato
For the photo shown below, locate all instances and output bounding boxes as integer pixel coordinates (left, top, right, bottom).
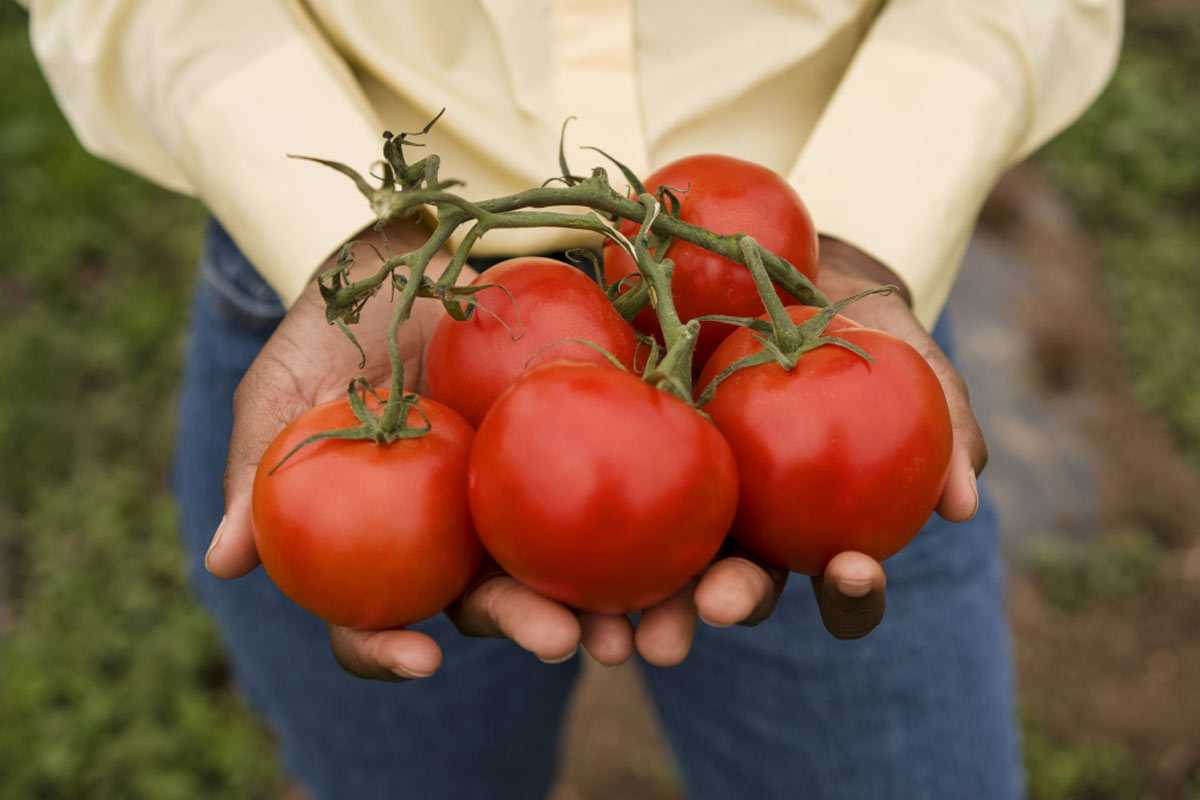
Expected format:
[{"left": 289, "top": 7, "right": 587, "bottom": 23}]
[
  {"left": 699, "top": 327, "right": 952, "bottom": 575},
  {"left": 253, "top": 393, "right": 481, "bottom": 629},
  {"left": 469, "top": 362, "right": 738, "bottom": 613},
  {"left": 603, "top": 154, "right": 818, "bottom": 367},
  {"left": 426, "top": 257, "right": 640, "bottom": 426}
]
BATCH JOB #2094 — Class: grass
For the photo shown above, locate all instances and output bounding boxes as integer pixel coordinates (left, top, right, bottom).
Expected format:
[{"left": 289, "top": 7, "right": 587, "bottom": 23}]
[
  {"left": 1026, "top": 528, "right": 1164, "bottom": 614},
  {"left": 0, "top": 6, "right": 280, "bottom": 798},
  {"left": 1042, "top": 5, "right": 1200, "bottom": 467},
  {"left": 1023, "top": 716, "right": 1147, "bottom": 800}
]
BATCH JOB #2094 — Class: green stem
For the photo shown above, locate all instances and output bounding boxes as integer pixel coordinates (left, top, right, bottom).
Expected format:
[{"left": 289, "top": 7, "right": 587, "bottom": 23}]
[
  {"left": 621, "top": 194, "right": 697, "bottom": 397},
  {"left": 647, "top": 320, "right": 700, "bottom": 402},
  {"left": 436, "top": 217, "right": 483, "bottom": 289},
  {"left": 344, "top": 175, "right": 827, "bottom": 310},
  {"left": 630, "top": 198, "right": 686, "bottom": 348},
  {"left": 739, "top": 236, "right": 801, "bottom": 352},
  {"left": 300, "top": 130, "right": 833, "bottom": 435},
  {"left": 611, "top": 277, "right": 650, "bottom": 321},
  {"left": 378, "top": 221, "right": 455, "bottom": 432}
]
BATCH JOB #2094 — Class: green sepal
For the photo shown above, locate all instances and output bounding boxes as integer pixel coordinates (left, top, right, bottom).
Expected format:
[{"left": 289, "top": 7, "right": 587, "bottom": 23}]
[
  {"left": 694, "top": 346, "right": 778, "bottom": 407},
  {"left": 334, "top": 320, "right": 367, "bottom": 369},
  {"left": 525, "top": 337, "right": 630, "bottom": 372},
  {"left": 808, "top": 335, "right": 874, "bottom": 364},
  {"left": 288, "top": 155, "right": 375, "bottom": 200},
  {"left": 564, "top": 247, "right": 604, "bottom": 287},
  {"left": 580, "top": 145, "right": 648, "bottom": 198},
  {"left": 636, "top": 333, "right": 662, "bottom": 376},
  {"left": 612, "top": 277, "right": 651, "bottom": 321},
  {"left": 794, "top": 285, "right": 896, "bottom": 341},
  {"left": 692, "top": 314, "right": 775, "bottom": 336},
  {"left": 557, "top": 117, "right": 585, "bottom": 186}
]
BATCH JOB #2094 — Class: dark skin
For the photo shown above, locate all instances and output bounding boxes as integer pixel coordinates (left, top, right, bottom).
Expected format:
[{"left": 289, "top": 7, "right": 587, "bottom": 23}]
[{"left": 206, "top": 223, "right": 987, "bottom": 678}]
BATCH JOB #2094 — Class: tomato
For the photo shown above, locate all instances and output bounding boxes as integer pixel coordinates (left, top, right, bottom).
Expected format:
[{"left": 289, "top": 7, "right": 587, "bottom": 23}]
[
  {"left": 603, "top": 154, "right": 818, "bottom": 368},
  {"left": 252, "top": 393, "right": 481, "bottom": 630},
  {"left": 426, "top": 257, "right": 640, "bottom": 426},
  {"left": 699, "top": 327, "right": 952, "bottom": 575},
  {"left": 469, "top": 362, "right": 738, "bottom": 613}
]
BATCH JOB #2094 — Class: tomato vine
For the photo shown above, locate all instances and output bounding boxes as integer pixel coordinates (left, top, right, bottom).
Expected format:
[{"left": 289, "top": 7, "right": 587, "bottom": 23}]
[{"left": 292, "top": 111, "right": 835, "bottom": 448}]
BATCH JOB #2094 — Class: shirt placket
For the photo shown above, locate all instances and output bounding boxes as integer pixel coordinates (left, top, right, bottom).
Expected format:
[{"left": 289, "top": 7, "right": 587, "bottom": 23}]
[{"left": 550, "top": 0, "right": 649, "bottom": 179}]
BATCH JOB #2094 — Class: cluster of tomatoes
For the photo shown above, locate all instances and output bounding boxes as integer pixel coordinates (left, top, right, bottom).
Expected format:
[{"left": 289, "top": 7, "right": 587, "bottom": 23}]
[{"left": 251, "top": 155, "right": 953, "bottom": 632}]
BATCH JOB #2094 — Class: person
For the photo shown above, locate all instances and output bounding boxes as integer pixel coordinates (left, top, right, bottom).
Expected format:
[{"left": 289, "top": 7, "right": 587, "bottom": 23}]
[{"left": 25, "top": 2, "right": 1122, "bottom": 797}]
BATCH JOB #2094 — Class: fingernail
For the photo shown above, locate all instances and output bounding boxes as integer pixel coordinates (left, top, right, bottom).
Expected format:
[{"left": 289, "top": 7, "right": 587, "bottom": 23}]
[
  {"left": 204, "top": 515, "right": 227, "bottom": 573},
  {"left": 698, "top": 613, "right": 731, "bottom": 629},
  {"left": 392, "top": 664, "right": 436, "bottom": 680},
  {"left": 835, "top": 575, "right": 874, "bottom": 598},
  {"left": 539, "top": 646, "right": 578, "bottom": 665},
  {"left": 968, "top": 470, "right": 980, "bottom": 520}
]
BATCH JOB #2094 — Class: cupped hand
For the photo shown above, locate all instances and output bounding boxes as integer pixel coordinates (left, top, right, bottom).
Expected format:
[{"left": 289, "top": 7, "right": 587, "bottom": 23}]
[
  {"left": 205, "top": 226, "right": 973, "bottom": 678},
  {"left": 205, "top": 221, "right": 638, "bottom": 679}
]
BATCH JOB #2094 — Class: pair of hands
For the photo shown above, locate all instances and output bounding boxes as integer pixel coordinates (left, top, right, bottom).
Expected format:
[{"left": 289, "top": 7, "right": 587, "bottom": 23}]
[{"left": 205, "top": 221, "right": 987, "bottom": 680}]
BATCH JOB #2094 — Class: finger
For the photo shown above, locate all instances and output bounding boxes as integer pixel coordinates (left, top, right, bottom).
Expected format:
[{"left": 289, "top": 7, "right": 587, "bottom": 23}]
[
  {"left": 329, "top": 625, "right": 444, "bottom": 681},
  {"left": 937, "top": 446, "right": 981, "bottom": 523},
  {"left": 694, "top": 556, "right": 788, "bottom": 628},
  {"left": 447, "top": 575, "right": 581, "bottom": 663},
  {"left": 207, "top": 354, "right": 311, "bottom": 579},
  {"left": 634, "top": 583, "right": 698, "bottom": 667},
  {"left": 811, "top": 551, "right": 887, "bottom": 640},
  {"left": 918, "top": 342, "right": 987, "bottom": 523},
  {"left": 579, "top": 613, "right": 635, "bottom": 666}
]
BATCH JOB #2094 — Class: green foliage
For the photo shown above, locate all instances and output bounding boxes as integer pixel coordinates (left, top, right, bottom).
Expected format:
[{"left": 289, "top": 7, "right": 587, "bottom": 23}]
[
  {"left": 1023, "top": 717, "right": 1146, "bottom": 800},
  {"left": 1025, "top": 6, "right": 1200, "bottom": 796},
  {"left": 1025, "top": 528, "right": 1164, "bottom": 613},
  {"left": 1042, "top": 5, "right": 1200, "bottom": 465},
  {"left": 0, "top": 8, "right": 280, "bottom": 799}
]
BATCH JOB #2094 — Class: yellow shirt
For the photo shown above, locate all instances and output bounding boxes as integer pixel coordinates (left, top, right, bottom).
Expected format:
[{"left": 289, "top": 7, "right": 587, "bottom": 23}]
[{"left": 25, "top": 0, "right": 1121, "bottom": 326}]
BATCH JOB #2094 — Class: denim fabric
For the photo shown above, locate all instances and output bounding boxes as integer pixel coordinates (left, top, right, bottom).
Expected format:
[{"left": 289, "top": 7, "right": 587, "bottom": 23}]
[{"left": 173, "top": 219, "right": 1022, "bottom": 799}]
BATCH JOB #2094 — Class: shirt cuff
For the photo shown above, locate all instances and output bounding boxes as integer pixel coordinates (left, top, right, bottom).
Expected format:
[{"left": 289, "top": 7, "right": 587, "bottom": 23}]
[
  {"left": 179, "top": 38, "right": 382, "bottom": 307},
  {"left": 789, "top": 40, "right": 1024, "bottom": 328}
]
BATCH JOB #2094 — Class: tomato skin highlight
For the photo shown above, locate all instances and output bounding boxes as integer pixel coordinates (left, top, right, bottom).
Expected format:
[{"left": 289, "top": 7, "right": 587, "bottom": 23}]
[
  {"left": 603, "top": 154, "right": 819, "bottom": 368},
  {"left": 252, "top": 394, "right": 482, "bottom": 630},
  {"left": 700, "top": 327, "right": 953, "bottom": 575},
  {"left": 426, "top": 257, "right": 640, "bottom": 426},
  {"left": 469, "top": 362, "right": 738, "bottom": 614}
]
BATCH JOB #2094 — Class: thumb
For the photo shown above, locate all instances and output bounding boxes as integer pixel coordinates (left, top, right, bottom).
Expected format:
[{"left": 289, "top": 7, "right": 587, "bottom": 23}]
[
  {"left": 810, "top": 551, "right": 887, "bottom": 640},
  {"left": 207, "top": 357, "right": 311, "bottom": 579}
]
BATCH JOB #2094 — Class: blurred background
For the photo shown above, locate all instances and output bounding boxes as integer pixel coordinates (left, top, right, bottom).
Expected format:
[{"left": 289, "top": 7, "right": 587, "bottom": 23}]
[{"left": 1, "top": 4, "right": 1197, "bottom": 798}]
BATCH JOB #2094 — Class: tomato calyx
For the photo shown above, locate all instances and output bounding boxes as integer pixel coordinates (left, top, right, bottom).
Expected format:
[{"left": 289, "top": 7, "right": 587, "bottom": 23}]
[
  {"left": 268, "top": 378, "right": 430, "bottom": 474},
  {"left": 695, "top": 238, "right": 898, "bottom": 406}
]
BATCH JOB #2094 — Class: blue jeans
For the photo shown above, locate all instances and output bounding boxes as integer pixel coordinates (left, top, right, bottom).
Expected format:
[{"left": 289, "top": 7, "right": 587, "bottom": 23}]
[{"left": 174, "top": 220, "right": 1022, "bottom": 799}]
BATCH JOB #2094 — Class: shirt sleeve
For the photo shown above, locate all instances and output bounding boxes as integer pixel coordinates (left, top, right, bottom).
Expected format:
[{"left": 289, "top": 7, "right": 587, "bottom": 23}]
[
  {"left": 26, "top": 0, "right": 383, "bottom": 306},
  {"left": 789, "top": 0, "right": 1123, "bottom": 327}
]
